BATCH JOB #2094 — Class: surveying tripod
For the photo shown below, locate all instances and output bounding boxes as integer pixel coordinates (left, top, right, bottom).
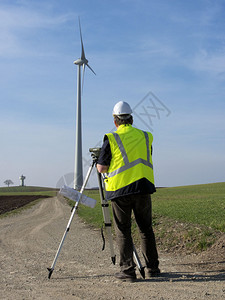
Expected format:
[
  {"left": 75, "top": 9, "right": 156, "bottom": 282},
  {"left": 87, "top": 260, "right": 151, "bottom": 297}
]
[{"left": 47, "top": 148, "right": 145, "bottom": 279}]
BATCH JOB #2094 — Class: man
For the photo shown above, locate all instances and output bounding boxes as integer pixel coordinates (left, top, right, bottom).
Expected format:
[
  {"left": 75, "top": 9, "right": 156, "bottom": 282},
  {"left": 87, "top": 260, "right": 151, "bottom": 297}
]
[{"left": 97, "top": 101, "right": 160, "bottom": 282}]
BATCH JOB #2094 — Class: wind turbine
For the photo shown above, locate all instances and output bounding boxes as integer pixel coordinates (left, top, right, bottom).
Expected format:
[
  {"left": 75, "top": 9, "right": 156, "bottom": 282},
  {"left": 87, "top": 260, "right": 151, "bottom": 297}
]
[{"left": 73, "top": 18, "right": 96, "bottom": 190}]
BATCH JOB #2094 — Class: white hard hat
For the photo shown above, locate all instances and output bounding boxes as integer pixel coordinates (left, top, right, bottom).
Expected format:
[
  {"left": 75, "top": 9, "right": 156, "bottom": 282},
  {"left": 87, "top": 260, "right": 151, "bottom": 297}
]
[{"left": 112, "top": 101, "right": 132, "bottom": 119}]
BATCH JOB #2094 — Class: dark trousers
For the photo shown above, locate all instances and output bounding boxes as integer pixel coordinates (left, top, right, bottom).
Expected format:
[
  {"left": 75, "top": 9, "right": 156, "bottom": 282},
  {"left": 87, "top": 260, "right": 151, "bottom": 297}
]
[{"left": 111, "top": 194, "right": 159, "bottom": 273}]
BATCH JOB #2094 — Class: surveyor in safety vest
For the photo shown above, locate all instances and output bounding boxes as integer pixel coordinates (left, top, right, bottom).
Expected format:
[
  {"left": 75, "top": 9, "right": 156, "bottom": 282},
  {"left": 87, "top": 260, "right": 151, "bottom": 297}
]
[{"left": 97, "top": 101, "right": 160, "bottom": 282}]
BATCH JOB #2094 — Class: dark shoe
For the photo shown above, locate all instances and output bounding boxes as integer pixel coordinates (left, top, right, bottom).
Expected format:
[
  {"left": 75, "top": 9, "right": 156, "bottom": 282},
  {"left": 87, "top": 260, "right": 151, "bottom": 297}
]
[
  {"left": 114, "top": 271, "right": 136, "bottom": 282},
  {"left": 147, "top": 268, "right": 161, "bottom": 277}
]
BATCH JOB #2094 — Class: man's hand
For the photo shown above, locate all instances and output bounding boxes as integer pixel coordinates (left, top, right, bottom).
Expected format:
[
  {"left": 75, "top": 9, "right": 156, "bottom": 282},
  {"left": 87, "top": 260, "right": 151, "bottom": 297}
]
[{"left": 97, "top": 164, "right": 109, "bottom": 173}]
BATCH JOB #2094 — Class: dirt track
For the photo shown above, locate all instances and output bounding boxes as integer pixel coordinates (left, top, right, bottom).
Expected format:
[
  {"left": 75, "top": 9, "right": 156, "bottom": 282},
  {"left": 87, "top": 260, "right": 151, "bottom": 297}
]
[{"left": 0, "top": 196, "right": 224, "bottom": 300}]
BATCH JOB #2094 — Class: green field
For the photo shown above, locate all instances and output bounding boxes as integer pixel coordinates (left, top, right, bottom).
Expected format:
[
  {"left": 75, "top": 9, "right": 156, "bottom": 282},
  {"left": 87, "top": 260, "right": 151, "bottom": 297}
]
[
  {"left": 152, "top": 182, "right": 225, "bottom": 232},
  {"left": 77, "top": 182, "right": 225, "bottom": 252},
  {"left": 68, "top": 189, "right": 110, "bottom": 228},
  {"left": 79, "top": 182, "right": 225, "bottom": 231},
  {"left": 0, "top": 186, "right": 58, "bottom": 197}
]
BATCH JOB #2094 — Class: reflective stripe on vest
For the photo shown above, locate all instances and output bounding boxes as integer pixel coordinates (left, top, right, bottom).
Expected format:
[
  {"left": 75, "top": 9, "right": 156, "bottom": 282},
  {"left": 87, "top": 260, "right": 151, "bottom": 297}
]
[
  {"left": 106, "top": 131, "right": 153, "bottom": 178},
  {"left": 105, "top": 125, "right": 154, "bottom": 192}
]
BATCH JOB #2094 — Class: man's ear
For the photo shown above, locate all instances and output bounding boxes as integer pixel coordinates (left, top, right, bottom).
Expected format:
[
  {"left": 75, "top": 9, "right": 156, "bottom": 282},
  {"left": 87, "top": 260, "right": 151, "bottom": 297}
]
[{"left": 114, "top": 119, "right": 119, "bottom": 128}]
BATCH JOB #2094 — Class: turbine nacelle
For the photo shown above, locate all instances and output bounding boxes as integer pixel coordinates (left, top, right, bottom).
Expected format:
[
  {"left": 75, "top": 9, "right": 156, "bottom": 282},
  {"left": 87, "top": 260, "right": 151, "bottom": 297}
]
[
  {"left": 74, "top": 18, "right": 96, "bottom": 92},
  {"left": 73, "top": 58, "right": 88, "bottom": 66}
]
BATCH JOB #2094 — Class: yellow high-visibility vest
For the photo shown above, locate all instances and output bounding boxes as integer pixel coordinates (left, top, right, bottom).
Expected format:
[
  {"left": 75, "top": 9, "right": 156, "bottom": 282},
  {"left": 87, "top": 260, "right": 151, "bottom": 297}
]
[{"left": 104, "top": 124, "right": 154, "bottom": 192}]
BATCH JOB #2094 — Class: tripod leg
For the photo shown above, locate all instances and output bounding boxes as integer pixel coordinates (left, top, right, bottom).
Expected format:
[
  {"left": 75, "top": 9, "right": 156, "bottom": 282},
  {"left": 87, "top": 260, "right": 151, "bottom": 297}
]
[
  {"left": 47, "top": 161, "right": 95, "bottom": 279},
  {"left": 47, "top": 201, "right": 78, "bottom": 278},
  {"left": 133, "top": 245, "right": 145, "bottom": 279},
  {"left": 97, "top": 171, "right": 116, "bottom": 264}
]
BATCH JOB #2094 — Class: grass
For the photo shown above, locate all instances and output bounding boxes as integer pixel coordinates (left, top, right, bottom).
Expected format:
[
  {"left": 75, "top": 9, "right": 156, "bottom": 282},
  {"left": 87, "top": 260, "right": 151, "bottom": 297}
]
[
  {"left": 68, "top": 189, "right": 114, "bottom": 228},
  {"left": 151, "top": 182, "right": 225, "bottom": 232},
  {"left": 0, "top": 186, "right": 58, "bottom": 197},
  {"left": 75, "top": 182, "right": 225, "bottom": 253}
]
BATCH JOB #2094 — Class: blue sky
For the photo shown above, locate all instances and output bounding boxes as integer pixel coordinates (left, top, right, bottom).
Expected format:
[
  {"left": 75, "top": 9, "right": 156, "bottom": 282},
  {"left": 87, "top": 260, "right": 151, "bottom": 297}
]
[{"left": 1, "top": 0, "right": 224, "bottom": 188}]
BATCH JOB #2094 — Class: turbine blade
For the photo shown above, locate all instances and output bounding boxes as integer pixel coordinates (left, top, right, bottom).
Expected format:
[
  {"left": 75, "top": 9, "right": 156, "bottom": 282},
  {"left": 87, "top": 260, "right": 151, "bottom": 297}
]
[
  {"left": 79, "top": 17, "right": 86, "bottom": 60},
  {"left": 87, "top": 63, "right": 96, "bottom": 75},
  {"left": 82, "top": 64, "right": 86, "bottom": 94}
]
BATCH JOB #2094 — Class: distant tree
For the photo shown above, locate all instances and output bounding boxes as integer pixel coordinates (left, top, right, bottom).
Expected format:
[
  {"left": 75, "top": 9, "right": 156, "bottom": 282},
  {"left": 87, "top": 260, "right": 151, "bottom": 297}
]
[{"left": 4, "top": 179, "right": 14, "bottom": 187}]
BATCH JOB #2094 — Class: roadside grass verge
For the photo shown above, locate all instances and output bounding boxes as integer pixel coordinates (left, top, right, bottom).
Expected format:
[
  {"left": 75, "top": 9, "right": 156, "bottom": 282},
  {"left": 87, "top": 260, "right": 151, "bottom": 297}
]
[
  {"left": 75, "top": 182, "right": 225, "bottom": 253},
  {"left": 68, "top": 190, "right": 113, "bottom": 228}
]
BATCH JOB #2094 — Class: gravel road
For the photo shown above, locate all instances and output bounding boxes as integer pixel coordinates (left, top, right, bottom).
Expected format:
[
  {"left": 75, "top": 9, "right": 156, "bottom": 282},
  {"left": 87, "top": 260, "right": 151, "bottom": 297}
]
[{"left": 0, "top": 196, "right": 224, "bottom": 300}]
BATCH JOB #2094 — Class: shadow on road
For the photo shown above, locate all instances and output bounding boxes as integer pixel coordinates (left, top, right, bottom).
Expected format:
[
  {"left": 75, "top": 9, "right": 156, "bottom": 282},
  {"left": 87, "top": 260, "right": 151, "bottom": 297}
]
[
  {"left": 50, "top": 269, "right": 225, "bottom": 283},
  {"left": 147, "top": 270, "right": 225, "bottom": 283}
]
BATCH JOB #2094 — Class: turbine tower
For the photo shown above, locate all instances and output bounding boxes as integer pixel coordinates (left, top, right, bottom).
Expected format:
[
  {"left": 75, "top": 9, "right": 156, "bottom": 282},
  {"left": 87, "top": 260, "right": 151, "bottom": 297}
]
[{"left": 73, "top": 18, "right": 96, "bottom": 190}]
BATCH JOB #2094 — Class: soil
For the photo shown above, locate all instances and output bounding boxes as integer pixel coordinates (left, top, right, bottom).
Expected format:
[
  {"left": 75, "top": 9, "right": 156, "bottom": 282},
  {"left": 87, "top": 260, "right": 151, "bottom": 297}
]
[
  {"left": 0, "top": 196, "right": 224, "bottom": 300},
  {"left": 0, "top": 195, "right": 50, "bottom": 215}
]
